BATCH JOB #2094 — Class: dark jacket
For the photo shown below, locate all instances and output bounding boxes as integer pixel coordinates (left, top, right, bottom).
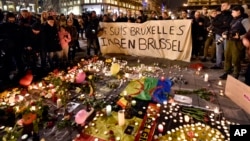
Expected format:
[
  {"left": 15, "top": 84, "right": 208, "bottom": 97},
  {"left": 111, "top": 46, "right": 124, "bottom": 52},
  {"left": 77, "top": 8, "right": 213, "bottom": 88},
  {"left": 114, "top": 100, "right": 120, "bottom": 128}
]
[
  {"left": 23, "top": 27, "right": 42, "bottom": 52},
  {"left": 212, "top": 10, "right": 233, "bottom": 35},
  {"left": 229, "top": 13, "right": 249, "bottom": 38},
  {"left": 85, "top": 17, "right": 99, "bottom": 39},
  {"left": 41, "top": 23, "right": 61, "bottom": 52},
  {"left": 0, "top": 22, "right": 22, "bottom": 52}
]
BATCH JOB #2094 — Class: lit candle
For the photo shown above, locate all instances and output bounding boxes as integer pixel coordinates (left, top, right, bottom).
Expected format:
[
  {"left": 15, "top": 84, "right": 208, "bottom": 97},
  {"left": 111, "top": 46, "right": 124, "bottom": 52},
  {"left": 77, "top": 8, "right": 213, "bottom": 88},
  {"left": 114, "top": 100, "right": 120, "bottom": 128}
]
[
  {"left": 218, "top": 81, "right": 222, "bottom": 86},
  {"left": 158, "top": 124, "right": 164, "bottom": 132},
  {"left": 161, "top": 76, "right": 165, "bottom": 81},
  {"left": 139, "top": 73, "right": 142, "bottom": 78},
  {"left": 113, "top": 57, "right": 116, "bottom": 62},
  {"left": 57, "top": 99, "right": 62, "bottom": 108},
  {"left": 131, "top": 100, "right": 136, "bottom": 106},
  {"left": 125, "top": 73, "right": 129, "bottom": 78},
  {"left": 219, "top": 90, "right": 224, "bottom": 96},
  {"left": 214, "top": 107, "right": 220, "bottom": 114},
  {"left": 118, "top": 110, "right": 125, "bottom": 126},
  {"left": 106, "top": 105, "right": 112, "bottom": 116},
  {"left": 123, "top": 91, "right": 127, "bottom": 96},
  {"left": 184, "top": 115, "right": 190, "bottom": 122},
  {"left": 204, "top": 73, "right": 209, "bottom": 82},
  {"left": 30, "top": 106, "right": 36, "bottom": 111}
]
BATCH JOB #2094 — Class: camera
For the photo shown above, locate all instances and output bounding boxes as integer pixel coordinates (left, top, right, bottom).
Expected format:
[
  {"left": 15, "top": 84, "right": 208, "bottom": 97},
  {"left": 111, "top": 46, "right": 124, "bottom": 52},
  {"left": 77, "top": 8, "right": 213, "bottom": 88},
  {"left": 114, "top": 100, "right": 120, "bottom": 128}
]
[
  {"left": 216, "top": 30, "right": 238, "bottom": 45},
  {"left": 208, "top": 30, "right": 213, "bottom": 37},
  {"left": 207, "top": 26, "right": 214, "bottom": 37}
]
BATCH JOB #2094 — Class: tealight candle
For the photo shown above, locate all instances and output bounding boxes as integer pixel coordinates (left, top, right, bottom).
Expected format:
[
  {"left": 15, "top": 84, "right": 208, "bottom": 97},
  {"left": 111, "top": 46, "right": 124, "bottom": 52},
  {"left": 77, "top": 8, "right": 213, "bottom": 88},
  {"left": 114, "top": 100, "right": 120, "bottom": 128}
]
[
  {"left": 123, "top": 91, "right": 127, "bottom": 96},
  {"left": 218, "top": 80, "right": 222, "bottom": 86},
  {"left": 184, "top": 115, "right": 190, "bottom": 122},
  {"left": 158, "top": 124, "right": 164, "bottom": 132},
  {"left": 156, "top": 103, "right": 161, "bottom": 107},
  {"left": 204, "top": 73, "right": 209, "bottom": 82},
  {"left": 163, "top": 101, "right": 167, "bottom": 105},
  {"left": 135, "top": 122, "right": 139, "bottom": 126},
  {"left": 106, "top": 105, "right": 112, "bottom": 116},
  {"left": 131, "top": 100, "right": 136, "bottom": 106}
]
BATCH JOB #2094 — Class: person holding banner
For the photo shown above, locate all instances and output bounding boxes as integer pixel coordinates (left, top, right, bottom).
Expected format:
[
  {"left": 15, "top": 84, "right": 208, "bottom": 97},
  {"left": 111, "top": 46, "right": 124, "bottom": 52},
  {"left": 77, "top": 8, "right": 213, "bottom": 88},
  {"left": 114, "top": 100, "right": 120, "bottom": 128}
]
[{"left": 85, "top": 11, "right": 100, "bottom": 56}]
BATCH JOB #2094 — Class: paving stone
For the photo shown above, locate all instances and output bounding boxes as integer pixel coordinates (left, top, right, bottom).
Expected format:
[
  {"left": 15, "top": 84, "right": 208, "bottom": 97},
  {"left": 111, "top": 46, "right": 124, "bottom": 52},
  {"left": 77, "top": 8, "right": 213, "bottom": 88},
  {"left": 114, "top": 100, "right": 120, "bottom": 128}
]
[{"left": 221, "top": 107, "right": 250, "bottom": 124}]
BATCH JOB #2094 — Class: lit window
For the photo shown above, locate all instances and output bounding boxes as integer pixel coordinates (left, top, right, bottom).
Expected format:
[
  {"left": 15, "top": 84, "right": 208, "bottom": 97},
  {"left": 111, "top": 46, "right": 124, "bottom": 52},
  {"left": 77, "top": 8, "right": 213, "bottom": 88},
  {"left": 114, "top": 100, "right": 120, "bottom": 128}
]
[
  {"left": 97, "top": 0, "right": 102, "bottom": 3},
  {"left": 85, "top": 0, "right": 90, "bottom": 3},
  {"left": 91, "top": 0, "right": 96, "bottom": 3}
]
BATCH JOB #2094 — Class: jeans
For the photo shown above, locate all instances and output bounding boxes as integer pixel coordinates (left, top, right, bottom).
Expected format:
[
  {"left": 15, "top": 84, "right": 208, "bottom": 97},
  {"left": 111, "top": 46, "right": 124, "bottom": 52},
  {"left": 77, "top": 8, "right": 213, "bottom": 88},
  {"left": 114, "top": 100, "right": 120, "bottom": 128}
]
[{"left": 215, "top": 34, "right": 227, "bottom": 67}]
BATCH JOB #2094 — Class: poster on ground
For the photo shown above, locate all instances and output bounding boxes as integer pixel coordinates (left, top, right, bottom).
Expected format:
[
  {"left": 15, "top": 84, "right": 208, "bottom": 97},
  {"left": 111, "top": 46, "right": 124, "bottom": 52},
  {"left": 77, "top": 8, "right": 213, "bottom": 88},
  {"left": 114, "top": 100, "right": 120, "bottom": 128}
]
[{"left": 99, "top": 20, "right": 192, "bottom": 62}]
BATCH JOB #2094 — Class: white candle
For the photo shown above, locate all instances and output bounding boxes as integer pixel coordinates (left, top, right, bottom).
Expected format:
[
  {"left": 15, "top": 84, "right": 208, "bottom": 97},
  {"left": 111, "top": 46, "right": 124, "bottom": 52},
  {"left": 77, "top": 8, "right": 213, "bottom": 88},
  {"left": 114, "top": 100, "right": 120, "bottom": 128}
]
[
  {"left": 123, "top": 91, "right": 127, "bottom": 96},
  {"left": 218, "top": 81, "right": 222, "bottom": 86},
  {"left": 131, "top": 100, "right": 136, "bottom": 106},
  {"left": 184, "top": 115, "right": 190, "bottom": 122},
  {"left": 106, "top": 105, "right": 112, "bottom": 116},
  {"left": 118, "top": 110, "right": 125, "bottom": 126},
  {"left": 204, "top": 73, "right": 209, "bottom": 82},
  {"left": 125, "top": 73, "right": 129, "bottom": 78},
  {"left": 57, "top": 99, "right": 62, "bottom": 108},
  {"left": 158, "top": 124, "right": 164, "bottom": 132},
  {"left": 214, "top": 107, "right": 220, "bottom": 114}
]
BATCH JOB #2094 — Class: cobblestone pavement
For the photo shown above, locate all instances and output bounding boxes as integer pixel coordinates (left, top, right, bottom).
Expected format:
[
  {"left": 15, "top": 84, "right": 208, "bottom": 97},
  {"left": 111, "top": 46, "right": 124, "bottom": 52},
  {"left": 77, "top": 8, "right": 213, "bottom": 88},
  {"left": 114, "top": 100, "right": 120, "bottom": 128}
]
[{"left": 76, "top": 39, "right": 250, "bottom": 124}]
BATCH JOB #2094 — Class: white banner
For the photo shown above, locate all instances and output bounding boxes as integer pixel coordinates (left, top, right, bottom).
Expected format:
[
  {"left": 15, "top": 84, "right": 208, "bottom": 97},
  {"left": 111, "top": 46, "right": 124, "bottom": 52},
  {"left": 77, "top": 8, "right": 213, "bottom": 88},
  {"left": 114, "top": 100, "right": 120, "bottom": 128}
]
[{"left": 99, "top": 20, "right": 192, "bottom": 62}]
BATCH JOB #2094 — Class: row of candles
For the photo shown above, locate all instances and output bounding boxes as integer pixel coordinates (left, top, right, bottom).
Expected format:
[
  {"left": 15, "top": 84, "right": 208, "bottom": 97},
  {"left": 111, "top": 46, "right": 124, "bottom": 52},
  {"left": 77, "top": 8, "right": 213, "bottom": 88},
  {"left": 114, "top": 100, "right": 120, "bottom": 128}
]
[{"left": 155, "top": 102, "right": 235, "bottom": 140}]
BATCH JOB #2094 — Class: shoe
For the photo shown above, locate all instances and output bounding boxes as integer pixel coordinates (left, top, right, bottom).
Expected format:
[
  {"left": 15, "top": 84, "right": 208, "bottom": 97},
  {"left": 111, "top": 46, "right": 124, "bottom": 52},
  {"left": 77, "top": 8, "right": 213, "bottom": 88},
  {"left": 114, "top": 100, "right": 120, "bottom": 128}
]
[
  {"left": 219, "top": 73, "right": 228, "bottom": 80},
  {"left": 210, "top": 65, "right": 222, "bottom": 69}
]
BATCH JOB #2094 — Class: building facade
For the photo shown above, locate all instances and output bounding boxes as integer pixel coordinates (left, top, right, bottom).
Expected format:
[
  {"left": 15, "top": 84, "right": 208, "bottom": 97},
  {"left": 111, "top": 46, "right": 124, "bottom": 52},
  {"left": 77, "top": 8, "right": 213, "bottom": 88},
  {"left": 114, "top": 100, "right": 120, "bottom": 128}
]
[
  {"left": 0, "top": 0, "right": 39, "bottom": 13},
  {"left": 187, "top": 0, "right": 250, "bottom": 7},
  {"left": 60, "top": 0, "right": 143, "bottom": 15}
]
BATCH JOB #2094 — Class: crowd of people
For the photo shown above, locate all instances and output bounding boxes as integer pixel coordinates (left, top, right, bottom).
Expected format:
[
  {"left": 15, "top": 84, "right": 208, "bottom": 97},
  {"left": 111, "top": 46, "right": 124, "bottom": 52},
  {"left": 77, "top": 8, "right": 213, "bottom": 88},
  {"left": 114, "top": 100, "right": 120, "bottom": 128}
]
[{"left": 1, "top": 2, "right": 250, "bottom": 89}]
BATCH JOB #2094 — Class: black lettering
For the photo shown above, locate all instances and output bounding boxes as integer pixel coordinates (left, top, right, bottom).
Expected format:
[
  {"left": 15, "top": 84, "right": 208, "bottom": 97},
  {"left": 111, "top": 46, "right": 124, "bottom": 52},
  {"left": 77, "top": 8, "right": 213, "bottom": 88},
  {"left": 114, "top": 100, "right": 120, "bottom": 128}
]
[
  {"left": 177, "top": 25, "right": 185, "bottom": 35},
  {"left": 114, "top": 38, "right": 120, "bottom": 46},
  {"left": 130, "top": 27, "right": 136, "bottom": 36},
  {"left": 172, "top": 40, "right": 182, "bottom": 52},
  {"left": 157, "top": 26, "right": 162, "bottom": 34},
  {"left": 136, "top": 27, "right": 140, "bottom": 36},
  {"left": 109, "top": 27, "right": 115, "bottom": 35},
  {"left": 146, "top": 26, "right": 152, "bottom": 34},
  {"left": 162, "top": 26, "right": 168, "bottom": 34},
  {"left": 139, "top": 38, "right": 147, "bottom": 50},
  {"left": 169, "top": 26, "right": 175, "bottom": 35},
  {"left": 100, "top": 38, "right": 108, "bottom": 46},
  {"left": 128, "top": 40, "right": 135, "bottom": 49},
  {"left": 120, "top": 38, "right": 126, "bottom": 48},
  {"left": 166, "top": 39, "right": 172, "bottom": 50},
  {"left": 148, "top": 38, "right": 156, "bottom": 49},
  {"left": 151, "top": 26, "right": 156, "bottom": 34},
  {"left": 122, "top": 27, "right": 127, "bottom": 35},
  {"left": 159, "top": 38, "right": 166, "bottom": 49}
]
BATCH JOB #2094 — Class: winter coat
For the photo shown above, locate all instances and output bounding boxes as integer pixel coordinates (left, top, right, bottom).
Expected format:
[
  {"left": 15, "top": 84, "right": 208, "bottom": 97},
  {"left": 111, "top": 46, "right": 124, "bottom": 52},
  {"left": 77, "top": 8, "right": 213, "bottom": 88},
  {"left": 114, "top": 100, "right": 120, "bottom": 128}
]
[{"left": 40, "top": 23, "right": 61, "bottom": 52}]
